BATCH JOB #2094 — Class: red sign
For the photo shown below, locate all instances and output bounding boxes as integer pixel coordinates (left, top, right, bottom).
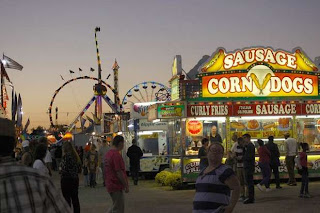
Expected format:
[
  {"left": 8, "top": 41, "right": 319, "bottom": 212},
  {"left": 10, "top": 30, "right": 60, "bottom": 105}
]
[
  {"left": 187, "top": 104, "right": 231, "bottom": 117},
  {"left": 302, "top": 103, "right": 320, "bottom": 115},
  {"left": 187, "top": 102, "right": 320, "bottom": 117},
  {"left": 233, "top": 103, "right": 302, "bottom": 116}
]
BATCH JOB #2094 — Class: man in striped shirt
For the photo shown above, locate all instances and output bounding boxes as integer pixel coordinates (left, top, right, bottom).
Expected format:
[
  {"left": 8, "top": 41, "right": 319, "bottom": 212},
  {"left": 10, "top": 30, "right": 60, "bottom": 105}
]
[
  {"left": 0, "top": 118, "right": 71, "bottom": 213},
  {"left": 231, "top": 137, "right": 247, "bottom": 201},
  {"left": 193, "top": 143, "right": 240, "bottom": 213}
]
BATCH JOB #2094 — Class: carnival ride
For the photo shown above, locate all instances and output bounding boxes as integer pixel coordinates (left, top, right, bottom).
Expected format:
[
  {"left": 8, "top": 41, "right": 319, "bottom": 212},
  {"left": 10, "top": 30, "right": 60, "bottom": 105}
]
[
  {"left": 48, "top": 27, "right": 171, "bottom": 134},
  {"left": 48, "top": 27, "right": 122, "bottom": 132},
  {"left": 121, "top": 81, "right": 171, "bottom": 111}
]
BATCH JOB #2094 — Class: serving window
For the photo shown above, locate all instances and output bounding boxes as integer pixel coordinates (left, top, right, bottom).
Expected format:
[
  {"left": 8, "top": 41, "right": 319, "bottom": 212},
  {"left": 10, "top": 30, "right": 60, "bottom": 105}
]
[
  {"left": 230, "top": 116, "right": 293, "bottom": 154},
  {"left": 185, "top": 118, "right": 226, "bottom": 156},
  {"left": 297, "top": 116, "right": 320, "bottom": 152}
]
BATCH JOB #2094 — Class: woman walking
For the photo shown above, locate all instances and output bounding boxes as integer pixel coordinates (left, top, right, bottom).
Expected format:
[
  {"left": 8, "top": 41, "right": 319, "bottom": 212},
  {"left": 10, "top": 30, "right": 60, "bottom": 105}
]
[
  {"left": 33, "top": 143, "right": 49, "bottom": 176},
  {"left": 256, "top": 139, "right": 272, "bottom": 192},
  {"left": 60, "top": 142, "right": 82, "bottom": 213}
]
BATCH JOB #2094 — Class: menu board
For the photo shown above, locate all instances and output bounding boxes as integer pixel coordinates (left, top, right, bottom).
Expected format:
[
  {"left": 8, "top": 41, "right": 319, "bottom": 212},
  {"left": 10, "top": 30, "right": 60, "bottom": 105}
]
[{"left": 230, "top": 118, "right": 292, "bottom": 138}]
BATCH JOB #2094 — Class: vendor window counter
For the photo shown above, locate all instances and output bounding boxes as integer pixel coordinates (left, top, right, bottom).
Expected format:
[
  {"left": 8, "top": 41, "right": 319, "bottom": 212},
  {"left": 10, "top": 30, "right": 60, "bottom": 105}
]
[{"left": 171, "top": 153, "right": 320, "bottom": 183}]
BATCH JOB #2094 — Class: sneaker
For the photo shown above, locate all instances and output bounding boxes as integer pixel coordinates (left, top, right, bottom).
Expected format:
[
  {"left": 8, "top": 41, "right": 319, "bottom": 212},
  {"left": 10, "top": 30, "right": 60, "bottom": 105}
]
[
  {"left": 266, "top": 188, "right": 272, "bottom": 192},
  {"left": 243, "top": 198, "right": 254, "bottom": 204},
  {"left": 276, "top": 186, "right": 282, "bottom": 189},
  {"left": 289, "top": 183, "right": 297, "bottom": 186},
  {"left": 238, "top": 196, "right": 245, "bottom": 202},
  {"left": 304, "top": 193, "right": 311, "bottom": 198},
  {"left": 299, "top": 194, "right": 304, "bottom": 198},
  {"left": 257, "top": 184, "right": 264, "bottom": 192}
]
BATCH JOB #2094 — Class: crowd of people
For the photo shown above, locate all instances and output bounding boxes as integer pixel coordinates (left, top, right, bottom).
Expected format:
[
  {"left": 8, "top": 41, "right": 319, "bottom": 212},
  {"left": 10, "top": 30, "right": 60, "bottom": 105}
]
[
  {"left": 0, "top": 116, "right": 313, "bottom": 213},
  {"left": 1, "top": 117, "right": 146, "bottom": 213},
  {"left": 194, "top": 130, "right": 311, "bottom": 212}
]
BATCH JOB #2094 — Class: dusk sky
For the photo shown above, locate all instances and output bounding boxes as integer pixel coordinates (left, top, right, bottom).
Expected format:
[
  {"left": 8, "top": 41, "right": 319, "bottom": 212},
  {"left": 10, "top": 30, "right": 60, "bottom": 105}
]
[{"left": 1, "top": 0, "right": 320, "bottom": 129}]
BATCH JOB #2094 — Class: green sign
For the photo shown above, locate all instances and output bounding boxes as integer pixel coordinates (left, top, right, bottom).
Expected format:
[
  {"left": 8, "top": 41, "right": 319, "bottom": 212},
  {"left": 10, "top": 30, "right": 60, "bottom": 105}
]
[{"left": 157, "top": 105, "right": 184, "bottom": 119}]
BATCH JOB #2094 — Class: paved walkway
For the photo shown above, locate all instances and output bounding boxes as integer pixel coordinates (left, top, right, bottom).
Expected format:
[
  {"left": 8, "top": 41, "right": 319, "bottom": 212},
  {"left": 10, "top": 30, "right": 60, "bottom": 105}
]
[{"left": 52, "top": 172, "right": 320, "bottom": 213}]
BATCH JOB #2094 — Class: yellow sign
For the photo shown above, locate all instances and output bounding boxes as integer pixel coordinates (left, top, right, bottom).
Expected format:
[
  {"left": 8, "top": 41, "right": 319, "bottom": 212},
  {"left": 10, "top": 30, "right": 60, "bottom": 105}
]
[
  {"left": 202, "top": 65, "right": 318, "bottom": 98},
  {"left": 172, "top": 55, "right": 182, "bottom": 76},
  {"left": 200, "top": 47, "right": 318, "bottom": 72}
]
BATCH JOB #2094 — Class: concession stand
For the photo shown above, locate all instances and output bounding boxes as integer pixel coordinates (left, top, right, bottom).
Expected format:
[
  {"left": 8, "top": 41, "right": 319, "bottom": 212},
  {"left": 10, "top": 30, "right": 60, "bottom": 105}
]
[
  {"left": 153, "top": 47, "right": 320, "bottom": 183},
  {"left": 126, "top": 102, "right": 169, "bottom": 174}
]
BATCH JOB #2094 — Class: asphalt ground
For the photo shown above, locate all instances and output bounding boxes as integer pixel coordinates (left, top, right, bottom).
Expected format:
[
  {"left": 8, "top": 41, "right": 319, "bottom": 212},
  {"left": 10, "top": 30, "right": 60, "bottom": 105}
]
[{"left": 51, "top": 172, "right": 320, "bottom": 213}]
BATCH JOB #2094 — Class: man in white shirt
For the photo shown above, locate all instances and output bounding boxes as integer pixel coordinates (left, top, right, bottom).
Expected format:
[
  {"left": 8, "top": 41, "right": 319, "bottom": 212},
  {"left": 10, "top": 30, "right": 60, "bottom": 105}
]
[{"left": 284, "top": 133, "right": 297, "bottom": 186}]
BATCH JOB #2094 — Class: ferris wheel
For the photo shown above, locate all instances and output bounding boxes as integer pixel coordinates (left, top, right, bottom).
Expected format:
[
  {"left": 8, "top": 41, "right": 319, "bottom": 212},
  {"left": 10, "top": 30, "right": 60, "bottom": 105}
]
[
  {"left": 48, "top": 76, "right": 121, "bottom": 128},
  {"left": 122, "top": 81, "right": 171, "bottom": 111}
]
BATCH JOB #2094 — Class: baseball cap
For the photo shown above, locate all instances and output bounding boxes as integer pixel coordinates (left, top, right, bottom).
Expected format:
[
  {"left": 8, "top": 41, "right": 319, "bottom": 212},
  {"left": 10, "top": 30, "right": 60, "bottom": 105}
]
[
  {"left": 22, "top": 140, "right": 30, "bottom": 147},
  {"left": 0, "top": 118, "right": 15, "bottom": 138}
]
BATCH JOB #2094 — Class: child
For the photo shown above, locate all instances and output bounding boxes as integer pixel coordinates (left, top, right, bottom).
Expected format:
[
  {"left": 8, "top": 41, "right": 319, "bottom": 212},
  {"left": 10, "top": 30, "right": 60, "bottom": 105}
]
[{"left": 299, "top": 143, "right": 310, "bottom": 198}]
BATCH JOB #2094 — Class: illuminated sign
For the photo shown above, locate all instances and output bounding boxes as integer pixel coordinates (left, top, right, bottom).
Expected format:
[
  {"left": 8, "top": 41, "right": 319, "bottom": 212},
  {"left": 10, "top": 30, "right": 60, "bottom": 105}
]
[
  {"left": 233, "top": 103, "right": 302, "bottom": 116},
  {"left": 200, "top": 47, "right": 318, "bottom": 72},
  {"left": 186, "top": 119, "right": 203, "bottom": 136},
  {"left": 171, "top": 78, "right": 180, "bottom": 101},
  {"left": 158, "top": 105, "right": 184, "bottom": 118},
  {"left": 187, "top": 104, "right": 231, "bottom": 117},
  {"left": 202, "top": 65, "right": 318, "bottom": 98},
  {"left": 187, "top": 101, "right": 320, "bottom": 117}
]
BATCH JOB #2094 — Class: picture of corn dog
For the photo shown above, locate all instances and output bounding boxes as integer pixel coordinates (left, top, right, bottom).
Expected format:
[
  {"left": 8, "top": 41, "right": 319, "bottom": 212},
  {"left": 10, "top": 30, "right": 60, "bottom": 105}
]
[
  {"left": 260, "top": 73, "right": 272, "bottom": 94},
  {"left": 250, "top": 73, "right": 261, "bottom": 90},
  {"left": 231, "top": 121, "right": 246, "bottom": 130},
  {"left": 263, "top": 122, "right": 276, "bottom": 130}
]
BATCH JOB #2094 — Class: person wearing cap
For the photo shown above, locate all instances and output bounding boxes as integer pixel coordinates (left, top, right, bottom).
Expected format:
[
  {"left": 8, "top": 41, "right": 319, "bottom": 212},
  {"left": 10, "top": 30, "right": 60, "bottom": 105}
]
[
  {"left": 21, "top": 140, "right": 33, "bottom": 167},
  {"left": 0, "top": 118, "right": 71, "bottom": 212}
]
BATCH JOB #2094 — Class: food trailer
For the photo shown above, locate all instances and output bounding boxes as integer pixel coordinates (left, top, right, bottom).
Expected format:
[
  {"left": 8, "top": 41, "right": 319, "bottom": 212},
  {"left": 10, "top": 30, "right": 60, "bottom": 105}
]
[
  {"left": 127, "top": 103, "right": 169, "bottom": 175},
  {"left": 153, "top": 47, "right": 320, "bottom": 183}
]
